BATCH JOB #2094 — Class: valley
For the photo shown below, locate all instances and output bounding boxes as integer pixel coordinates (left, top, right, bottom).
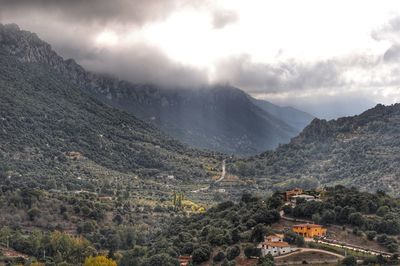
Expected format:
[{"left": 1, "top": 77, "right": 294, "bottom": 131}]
[{"left": 1, "top": 23, "right": 400, "bottom": 266}]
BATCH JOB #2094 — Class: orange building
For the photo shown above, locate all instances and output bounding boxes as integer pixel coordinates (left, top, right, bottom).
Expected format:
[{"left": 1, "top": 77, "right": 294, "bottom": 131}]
[{"left": 292, "top": 224, "right": 327, "bottom": 238}]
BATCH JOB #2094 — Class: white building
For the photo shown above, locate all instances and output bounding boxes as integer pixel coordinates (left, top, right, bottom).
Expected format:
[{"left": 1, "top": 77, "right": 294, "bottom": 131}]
[
  {"left": 258, "top": 234, "right": 297, "bottom": 257},
  {"left": 290, "top": 194, "right": 318, "bottom": 203}
]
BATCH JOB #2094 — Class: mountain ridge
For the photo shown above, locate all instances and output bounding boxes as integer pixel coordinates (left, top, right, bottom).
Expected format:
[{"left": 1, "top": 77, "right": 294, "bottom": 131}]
[
  {"left": 0, "top": 34, "right": 221, "bottom": 192},
  {"left": 230, "top": 103, "right": 400, "bottom": 195},
  {"left": 0, "top": 23, "right": 313, "bottom": 155}
]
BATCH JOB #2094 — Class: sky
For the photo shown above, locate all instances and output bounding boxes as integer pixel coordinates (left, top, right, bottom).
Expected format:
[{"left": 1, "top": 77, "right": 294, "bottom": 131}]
[{"left": 1, "top": 0, "right": 400, "bottom": 119}]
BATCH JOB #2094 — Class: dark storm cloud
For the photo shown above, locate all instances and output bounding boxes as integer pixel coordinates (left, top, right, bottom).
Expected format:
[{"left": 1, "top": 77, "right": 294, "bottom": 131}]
[
  {"left": 0, "top": 0, "right": 194, "bottom": 26},
  {"left": 211, "top": 9, "right": 239, "bottom": 29},
  {"left": 81, "top": 44, "right": 208, "bottom": 88},
  {"left": 0, "top": 0, "right": 210, "bottom": 88}
]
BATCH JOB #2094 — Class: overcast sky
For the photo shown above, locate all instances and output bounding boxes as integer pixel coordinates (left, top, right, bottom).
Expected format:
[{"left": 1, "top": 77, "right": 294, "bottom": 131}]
[{"left": 1, "top": 0, "right": 400, "bottom": 119}]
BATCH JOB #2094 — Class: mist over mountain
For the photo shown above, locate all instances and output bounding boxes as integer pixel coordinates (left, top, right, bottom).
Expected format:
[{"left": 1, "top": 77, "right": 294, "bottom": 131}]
[
  {"left": 0, "top": 23, "right": 313, "bottom": 155},
  {"left": 86, "top": 84, "right": 314, "bottom": 155}
]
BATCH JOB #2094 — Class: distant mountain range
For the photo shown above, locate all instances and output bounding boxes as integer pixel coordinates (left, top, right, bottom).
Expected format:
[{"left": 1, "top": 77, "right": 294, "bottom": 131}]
[
  {"left": 230, "top": 103, "right": 400, "bottom": 195},
  {"left": 0, "top": 24, "right": 221, "bottom": 189},
  {"left": 0, "top": 24, "right": 313, "bottom": 155},
  {"left": 87, "top": 85, "right": 314, "bottom": 155}
]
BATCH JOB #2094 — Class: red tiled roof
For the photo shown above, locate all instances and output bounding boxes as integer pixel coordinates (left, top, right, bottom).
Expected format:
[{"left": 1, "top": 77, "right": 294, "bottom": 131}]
[{"left": 264, "top": 241, "right": 289, "bottom": 247}]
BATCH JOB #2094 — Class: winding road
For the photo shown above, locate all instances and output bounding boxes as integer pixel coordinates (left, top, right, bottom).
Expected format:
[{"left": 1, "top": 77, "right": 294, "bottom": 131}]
[{"left": 191, "top": 160, "right": 226, "bottom": 193}]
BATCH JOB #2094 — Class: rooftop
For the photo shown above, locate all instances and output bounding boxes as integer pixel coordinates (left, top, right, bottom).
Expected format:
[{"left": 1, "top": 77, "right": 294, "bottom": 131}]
[
  {"left": 293, "top": 223, "right": 323, "bottom": 228},
  {"left": 265, "top": 241, "right": 289, "bottom": 247}
]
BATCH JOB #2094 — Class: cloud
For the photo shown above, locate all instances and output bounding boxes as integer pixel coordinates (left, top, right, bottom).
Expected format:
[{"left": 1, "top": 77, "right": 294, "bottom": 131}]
[
  {"left": 211, "top": 9, "right": 239, "bottom": 29},
  {"left": 0, "top": 0, "right": 192, "bottom": 26},
  {"left": 0, "top": 0, "right": 211, "bottom": 88},
  {"left": 81, "top": 43, "right": 208, "bottom": 88},
  {"left": 214, "top": 54, "right": 343, "bottom": 93},
  {"left": 264, "top": 90, "right": 377, "bottom": 120},
  {"left": 2, "top": 1, "right": 400, "bottom": 119}
]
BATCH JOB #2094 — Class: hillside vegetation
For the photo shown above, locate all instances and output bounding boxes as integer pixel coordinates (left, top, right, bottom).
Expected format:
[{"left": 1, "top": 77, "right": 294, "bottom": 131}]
[
  {"left": 229, "top": 103, "right": 400, "bottom": 195},
  {"left": 0, "top": 45, "right": 220, "bottom": 191}
]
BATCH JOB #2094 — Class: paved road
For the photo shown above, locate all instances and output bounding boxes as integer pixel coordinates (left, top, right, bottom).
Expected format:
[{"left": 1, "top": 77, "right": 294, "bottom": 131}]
[{"left": 191, "top": 160, "right": 226, "bottom": 193}]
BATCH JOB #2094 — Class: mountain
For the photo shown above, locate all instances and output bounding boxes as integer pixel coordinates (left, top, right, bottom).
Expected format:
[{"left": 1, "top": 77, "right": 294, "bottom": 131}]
[
  {"left": 86, "top": 84, "right": 308, "bottom": 155},
  {"left": 82, "top": 83, "right": 314, "bottom": 156},
  {"left": 0, "top": 24, "right": 313, "bottom": 155},
  {"left": 229, "top": 103, "right": 400, "bottom": 195},
  {"left": 0, "top": 24, "right": 220, "bottom": 191},
  {"left": 250, "top": 98, "right": 314, "bottom": 131}
]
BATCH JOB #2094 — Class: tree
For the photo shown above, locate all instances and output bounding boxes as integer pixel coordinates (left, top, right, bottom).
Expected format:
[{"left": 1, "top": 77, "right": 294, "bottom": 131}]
[
  {"left": 348, "top": 212, "right": 364, "bottom": 227},
  {"left": 365, "top": 231, "right": 376, "bottom": 241},
  {"left": 84, "top": 256, "right": 117, "bottom": 266},
  {"left": 258, "top": 254, "right": 275, "bottom": 266},
  {"left": 386, "top": 243, "right": 398, "bottom": 253},
  {"left": 320, "top": 210, "right": 335, "bottom": 225},
  {"left": 341, "top": 255, "right": 356, "bottom": 266},
  {"left": 376, "top": 206, "right": 390, "bottom": 217},
  {"left": 250, "top": 224, "right": 268, "bottom": 243},
  {"left": 119, "top": 246, "right": 146, "bottom": 266},
  {"left": 312, "top": 213, "right": 321, "bottom": 224},
  {"left": 244, "top": 244, "right": 261, "bottom": 258},
  {"left": 284, "top": 231, "right": 304, "bottom": 247},
  {"left": 112, "top": 214, "right": 123, "bottom": 225},
  {"left": 142, "top": 254, "right": 179, "bottom": 266},
  {"left": 231, "top": 228, "right": 241, "bottom": 244},
  {"left": 192, "top": 245, "right": 211, "bottom": 264},
  {"left": 282, "top": 205, "right": 292, "bottom": 216},
  {"left": 226, "top": 245, "right": 240, "bottom": 261},
  {"left": 213, "top": 251, "right": 225, "bottom": 262},
  {"left": 27, "top": 208, "right": 40, "bottom": 221}
]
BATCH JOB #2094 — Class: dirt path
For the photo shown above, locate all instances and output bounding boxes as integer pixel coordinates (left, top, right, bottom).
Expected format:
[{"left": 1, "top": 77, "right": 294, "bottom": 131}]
[{"left": 276, "top": 248, "right": 345, "bottom": 259}]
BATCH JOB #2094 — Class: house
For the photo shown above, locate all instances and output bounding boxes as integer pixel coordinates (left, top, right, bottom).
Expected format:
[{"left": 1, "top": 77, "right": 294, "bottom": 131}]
[
  {"left": 283, "top": 188, "right": 304, "bottom": 201},
  {"left": 257, "top": 234, "right": 296, "bottom": 257},
  {"left": 292, "top": 223, "right": 327, "bottom": 238},
  {"left": 258, "top": 241, "right": 295, "bottom": 257},
  {"left": 290, "top": 194, "right": 317, "bottom": 203},
  {"left": 178, "top": 256, "right": 191, "bottom": 266}
]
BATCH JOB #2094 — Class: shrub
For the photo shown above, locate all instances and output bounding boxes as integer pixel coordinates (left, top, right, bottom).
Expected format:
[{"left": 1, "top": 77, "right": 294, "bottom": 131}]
[
  {"left": 244, "top": 244, "right": 261, "bottom": 258},
  {"left": 226, "top": 245, "right": 240, "bottom": 261},
  {"left": 213, "top": 251, "right": 225, "bottom": 262},
  {"left": 192, "top": 245, "right": 211, "bottom": 264}
]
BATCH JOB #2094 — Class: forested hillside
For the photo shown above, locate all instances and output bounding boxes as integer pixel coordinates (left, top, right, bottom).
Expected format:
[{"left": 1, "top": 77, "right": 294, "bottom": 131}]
[
  {"left": 229, "top": 103, "right": 400, "bottom": 195},
  {"left": 0, "top": 45, "right": 220, "bottom": 191}
]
